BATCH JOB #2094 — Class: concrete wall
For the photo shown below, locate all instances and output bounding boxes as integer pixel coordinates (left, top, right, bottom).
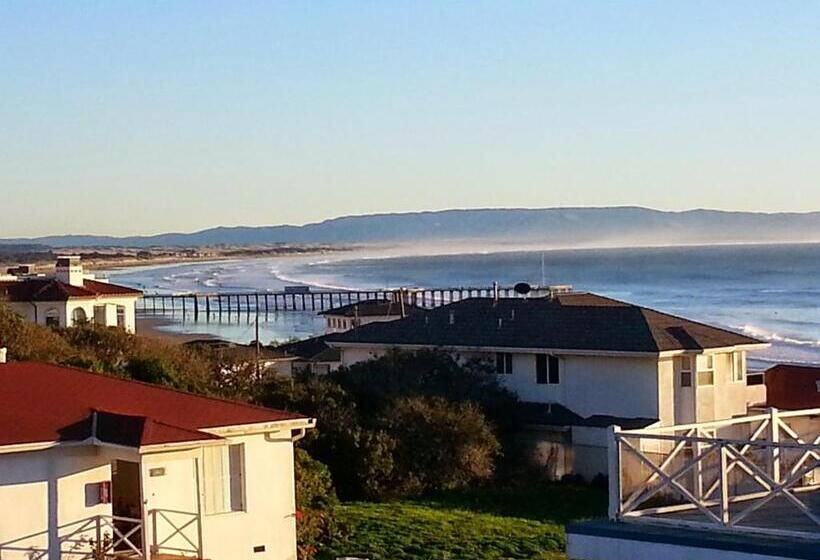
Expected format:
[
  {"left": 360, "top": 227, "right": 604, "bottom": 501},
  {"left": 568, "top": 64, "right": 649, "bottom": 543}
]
[{"left": 567, "top": 532, "right": 800, "bottom": 560}]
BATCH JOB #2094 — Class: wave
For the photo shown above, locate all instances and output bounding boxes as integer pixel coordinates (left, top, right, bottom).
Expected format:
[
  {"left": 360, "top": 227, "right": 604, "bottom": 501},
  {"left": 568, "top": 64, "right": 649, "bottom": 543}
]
[{"left": 733, "top": 324, "right": 820, "bottom": 348}]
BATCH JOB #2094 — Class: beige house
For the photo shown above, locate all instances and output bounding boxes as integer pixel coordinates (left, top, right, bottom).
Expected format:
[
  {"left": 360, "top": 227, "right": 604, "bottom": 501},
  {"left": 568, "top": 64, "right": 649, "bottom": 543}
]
[
  {"left": 0, "top": 256, "right": 142, "bottom": 333},
  {"left": 327, "top": 292, "right": 768, "bottom": 477},
  {"left": 0, "top": 360, "right": 315, "bottom": 560}
]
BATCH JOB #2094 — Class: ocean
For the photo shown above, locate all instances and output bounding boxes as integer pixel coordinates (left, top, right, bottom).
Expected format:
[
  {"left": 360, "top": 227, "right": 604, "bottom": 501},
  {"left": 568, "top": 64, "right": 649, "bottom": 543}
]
[{"left": 108, "top": 243, "right": 820, "bottom": 367}]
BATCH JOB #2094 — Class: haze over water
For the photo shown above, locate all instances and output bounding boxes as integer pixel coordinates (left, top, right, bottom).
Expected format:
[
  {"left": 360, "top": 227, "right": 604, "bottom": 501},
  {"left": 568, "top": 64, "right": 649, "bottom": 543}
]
[{"left": 110, "top": 243, "right": 820, "bottom": 367}]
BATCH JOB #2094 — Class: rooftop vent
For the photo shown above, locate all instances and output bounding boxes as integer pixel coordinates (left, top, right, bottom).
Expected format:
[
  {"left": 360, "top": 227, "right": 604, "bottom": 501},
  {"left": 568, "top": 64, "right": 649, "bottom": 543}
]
[{"left": 449, "top": 312, "right": 455, "bottom": 325}]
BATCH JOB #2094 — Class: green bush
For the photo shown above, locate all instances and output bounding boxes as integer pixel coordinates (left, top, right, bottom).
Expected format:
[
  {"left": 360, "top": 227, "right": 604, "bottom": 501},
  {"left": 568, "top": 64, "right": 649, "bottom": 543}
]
[
  {"left": 378, "top": 396, "right": 501, "bottom": 496},
  {"left": 260, "top": 353, "right": 506, "bottom": 501},
  {"left": 294, "top": 449, "right": 340, "bottom": 560}
]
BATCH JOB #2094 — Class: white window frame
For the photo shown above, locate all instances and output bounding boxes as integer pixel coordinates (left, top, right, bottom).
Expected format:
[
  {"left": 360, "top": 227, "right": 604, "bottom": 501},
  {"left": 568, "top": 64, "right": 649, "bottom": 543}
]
[
  {"left": 697, "top": 354, "right": 715, "bottom": 387},
  {"left": 203, "top": 443, "right": 246, "bottom": 515},
  {"left": 732, "top": 352, "right": 745, "bottom": 383}
]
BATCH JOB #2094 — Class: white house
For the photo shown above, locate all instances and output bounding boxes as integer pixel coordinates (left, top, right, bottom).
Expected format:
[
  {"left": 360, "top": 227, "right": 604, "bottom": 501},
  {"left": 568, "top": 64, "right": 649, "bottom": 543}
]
[
  {"left": 0, "top": 359, "right": 315, "bottom": 560},
  {"left": 320, "top": 299, "right": 423, "bottom": 334},
  {"left": 326, "top": 291, "right": 769, "bottom": 477},
  {"left": 0, "top": 256, "right": 143, "bottom": 333}
]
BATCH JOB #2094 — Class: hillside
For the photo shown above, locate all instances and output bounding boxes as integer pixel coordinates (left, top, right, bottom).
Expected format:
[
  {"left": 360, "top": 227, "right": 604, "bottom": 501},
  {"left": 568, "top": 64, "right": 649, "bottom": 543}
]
[{"left": 2, "top": 207, "right": 820, "bottom": 249}]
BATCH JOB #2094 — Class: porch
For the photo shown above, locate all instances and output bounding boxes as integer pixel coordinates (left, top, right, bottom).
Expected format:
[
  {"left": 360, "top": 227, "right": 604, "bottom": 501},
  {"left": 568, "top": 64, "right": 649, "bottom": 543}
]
[
  {"left": 611, "top": 407, "right": 820, "bottom": 539},
  {"left": 567, "top": 407, "right": 820, "bottom": 559}
]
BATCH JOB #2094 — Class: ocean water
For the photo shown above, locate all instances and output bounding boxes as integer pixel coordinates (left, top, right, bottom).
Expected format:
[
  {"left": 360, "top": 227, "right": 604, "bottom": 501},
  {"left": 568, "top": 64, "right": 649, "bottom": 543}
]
[{"left": 108, "top": 244, "right": 820, "bottom": 366}]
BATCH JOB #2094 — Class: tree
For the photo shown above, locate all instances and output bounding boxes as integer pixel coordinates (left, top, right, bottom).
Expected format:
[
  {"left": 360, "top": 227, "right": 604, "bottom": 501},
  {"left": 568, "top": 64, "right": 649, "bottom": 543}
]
[{"left": 378, "top": 396, "right": 501, "bottom": 495}]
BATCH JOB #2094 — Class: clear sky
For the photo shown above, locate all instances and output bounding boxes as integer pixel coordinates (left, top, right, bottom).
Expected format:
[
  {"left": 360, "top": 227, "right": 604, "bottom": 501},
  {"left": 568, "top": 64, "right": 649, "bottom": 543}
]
[{"left": 1, "top": 1, "right": 819, "bottom": 237}]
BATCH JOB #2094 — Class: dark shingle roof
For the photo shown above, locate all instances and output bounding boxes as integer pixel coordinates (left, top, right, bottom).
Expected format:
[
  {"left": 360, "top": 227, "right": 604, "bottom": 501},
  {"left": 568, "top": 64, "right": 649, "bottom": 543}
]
[
  {"left": 319, "top": 299, "right": 423, "bottom": 318},
  {"left": 276, "top": 335, "right": 341, "bottom": 362},
  {"left": 327, "top": 293, "right": 763, "bottom": 354}
]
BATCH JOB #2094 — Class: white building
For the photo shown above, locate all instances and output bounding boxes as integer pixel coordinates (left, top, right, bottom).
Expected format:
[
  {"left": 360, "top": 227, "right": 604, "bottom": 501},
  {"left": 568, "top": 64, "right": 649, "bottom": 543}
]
[
  {"left": 0, "top": 256, "right": 142, "bottom": 333},
  {"left": 0, "top": 359, "right": 315, "bottom": 560},
  {"left": 320, "top": 299, "right": 422, "bottom": 334},
  {"left": 326, "top": 292, "right": 769, "bottom": 478}
]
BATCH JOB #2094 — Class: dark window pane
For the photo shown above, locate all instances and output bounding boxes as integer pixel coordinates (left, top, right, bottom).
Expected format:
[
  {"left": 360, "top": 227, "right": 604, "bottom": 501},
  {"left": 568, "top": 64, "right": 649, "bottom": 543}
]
[
  {"left": 496, "top": 353, "right": 505, "bottom": 374},
  {"left": 536, "top": 355, "right": 548, "bottom": 384},
  {"left": 505, "top": 353, "right": 513, "bottom": 374},
  {"left": 548, "top": 355, "right": 560, "bottom": 384}
]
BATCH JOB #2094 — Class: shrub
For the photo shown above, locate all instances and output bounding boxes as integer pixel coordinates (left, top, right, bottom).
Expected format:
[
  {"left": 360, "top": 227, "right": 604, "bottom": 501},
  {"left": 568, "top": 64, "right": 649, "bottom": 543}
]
[
  {"left": 0, "top": 303, "right": 76, "bottom": 362},
  {"left": 378, "top": 396, "right": 501, "bottom": 495},
  {"left": 294, "top": 449, "right": 340, "bottom": 560}
]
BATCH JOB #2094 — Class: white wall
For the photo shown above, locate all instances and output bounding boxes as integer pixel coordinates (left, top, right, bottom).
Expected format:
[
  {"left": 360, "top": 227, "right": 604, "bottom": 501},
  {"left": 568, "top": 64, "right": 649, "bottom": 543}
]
[
  {"left": 5, "top": 295, "right": 139, "bottom": 333},
  {"left": 142, "top": 431, "right": 299, "bottom": 560},
  {"left": 0, "top": 446, "right": 133, "bottom": 560}
]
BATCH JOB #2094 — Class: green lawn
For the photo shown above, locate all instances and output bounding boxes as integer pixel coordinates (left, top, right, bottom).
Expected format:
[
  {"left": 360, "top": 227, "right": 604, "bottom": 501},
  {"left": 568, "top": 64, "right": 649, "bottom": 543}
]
[{"left": 318, "top": 484, "right": 607, "bottom": 560}]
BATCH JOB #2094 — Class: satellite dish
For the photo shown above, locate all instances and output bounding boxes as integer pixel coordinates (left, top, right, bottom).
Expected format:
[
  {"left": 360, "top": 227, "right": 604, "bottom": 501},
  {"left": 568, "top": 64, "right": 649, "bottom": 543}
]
[{"left": 514, "top": 282, "right": 532, "bottom": 295}]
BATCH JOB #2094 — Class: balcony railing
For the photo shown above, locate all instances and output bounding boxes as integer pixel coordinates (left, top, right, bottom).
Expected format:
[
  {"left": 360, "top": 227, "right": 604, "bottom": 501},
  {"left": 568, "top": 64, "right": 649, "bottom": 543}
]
[{"left": 610, "top": 407, "right": 820, "bottom": 539}]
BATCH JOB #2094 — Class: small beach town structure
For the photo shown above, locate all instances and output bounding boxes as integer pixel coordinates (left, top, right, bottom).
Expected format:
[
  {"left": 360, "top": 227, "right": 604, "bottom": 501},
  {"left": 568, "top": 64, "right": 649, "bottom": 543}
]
[
  {"left": 327, "top": 291, "right": 769, "bottom": 477},
  {"left": 270, "top": 335, "right": 342, "bottom": 376},
  {"left": 0, "top": 359, "right": 315, "bottom": 560},
  {"left": 567, "top": 406, "right": 820, "bottom": 560},
  {"left": 320, "top": 299, "right": 423, "bottom": 333},
  {"left": 0, "top": 256, "right": 142, "bottom": 333},
  {"left": 765, "top": 364, "right": 820, "bottom": 410}
]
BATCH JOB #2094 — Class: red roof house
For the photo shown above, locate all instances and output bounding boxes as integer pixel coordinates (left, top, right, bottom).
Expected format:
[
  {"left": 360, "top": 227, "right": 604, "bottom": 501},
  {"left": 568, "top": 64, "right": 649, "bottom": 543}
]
[{"left": 0, "top": 361, "right": 314, "bottom": 560}]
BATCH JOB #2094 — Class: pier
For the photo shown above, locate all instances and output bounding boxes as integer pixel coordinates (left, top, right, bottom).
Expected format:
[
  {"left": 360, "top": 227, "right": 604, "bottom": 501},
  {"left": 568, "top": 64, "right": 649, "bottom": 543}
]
[{"left": 136, "top": 285, "right": 532, "bottom": 321}]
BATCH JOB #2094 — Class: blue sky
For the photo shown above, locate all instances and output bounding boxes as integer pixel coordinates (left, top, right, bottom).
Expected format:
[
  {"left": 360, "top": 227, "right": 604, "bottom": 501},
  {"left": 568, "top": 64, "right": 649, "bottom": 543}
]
[{"left": 1, "top": 1, "right": 819, "bottom": 237}]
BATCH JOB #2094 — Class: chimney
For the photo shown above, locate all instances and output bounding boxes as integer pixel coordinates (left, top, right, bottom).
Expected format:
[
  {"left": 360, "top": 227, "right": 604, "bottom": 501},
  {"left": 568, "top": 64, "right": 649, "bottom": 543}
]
[
  {"left": 0, "top": 348, "right": 6, "bottom": 364},
  {"left": 56, "top": 256, "right": 84, "bottom": 287},
  {"left": 493, "top": 282, "right": 499, "bottom": 303}
]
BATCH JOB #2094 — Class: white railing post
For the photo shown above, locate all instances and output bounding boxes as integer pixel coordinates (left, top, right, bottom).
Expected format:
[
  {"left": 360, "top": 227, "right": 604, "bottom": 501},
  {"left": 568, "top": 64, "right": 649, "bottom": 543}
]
[
  {"left": 608, "top": 424, "right": 622, "bottom": 519},
  {"left": 719, "top": 442, "right": 730, "bottom": 524},
  {"left": 769, "top": 407, "right": 781, "bottom": 484}
]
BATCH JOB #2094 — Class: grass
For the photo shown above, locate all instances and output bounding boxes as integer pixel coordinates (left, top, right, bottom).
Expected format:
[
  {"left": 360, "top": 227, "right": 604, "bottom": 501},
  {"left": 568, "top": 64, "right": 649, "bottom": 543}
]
[{"left": 318, "top": 484, "right": 607, "bottom": 560}]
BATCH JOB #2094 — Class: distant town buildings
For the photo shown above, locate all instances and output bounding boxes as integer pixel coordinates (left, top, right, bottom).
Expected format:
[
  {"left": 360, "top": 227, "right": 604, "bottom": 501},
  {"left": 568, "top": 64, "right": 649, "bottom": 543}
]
[{"left": 0, "top": 256, "right": 142, "bottom": 333}]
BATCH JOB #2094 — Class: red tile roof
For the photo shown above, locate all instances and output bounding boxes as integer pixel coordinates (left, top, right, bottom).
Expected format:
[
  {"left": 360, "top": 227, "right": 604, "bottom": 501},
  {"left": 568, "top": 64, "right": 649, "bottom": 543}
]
[
  {"left": 0, "top": 278, "right": 142, "bottom": 302},
  {"left": 0, "top": 362, "right": 307, "bottom": 447}
]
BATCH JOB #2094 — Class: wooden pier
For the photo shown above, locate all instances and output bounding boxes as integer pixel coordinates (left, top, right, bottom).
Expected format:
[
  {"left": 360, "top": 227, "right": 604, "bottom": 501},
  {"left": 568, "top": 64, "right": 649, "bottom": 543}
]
[{"left": 136, "top": 285, "right": 525, "bottom": 321}]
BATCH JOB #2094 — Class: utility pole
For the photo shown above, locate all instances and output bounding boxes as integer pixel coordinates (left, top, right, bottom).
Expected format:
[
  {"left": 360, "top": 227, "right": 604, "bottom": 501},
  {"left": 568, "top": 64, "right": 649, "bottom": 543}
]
[{"left": 255, "top": 306, "right": 261, "bottom": 379}]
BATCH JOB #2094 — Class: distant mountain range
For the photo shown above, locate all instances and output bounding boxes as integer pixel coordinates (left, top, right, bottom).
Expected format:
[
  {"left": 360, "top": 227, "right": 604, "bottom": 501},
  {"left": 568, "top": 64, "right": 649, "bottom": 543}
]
[{"left": 3, "top": 207, "right": 820, "bottom": 249}]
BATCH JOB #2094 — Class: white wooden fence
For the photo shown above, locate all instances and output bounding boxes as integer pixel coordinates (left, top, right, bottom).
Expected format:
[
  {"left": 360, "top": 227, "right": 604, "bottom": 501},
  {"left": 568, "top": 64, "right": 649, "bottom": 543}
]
[{"left": 609, "top": 407, "right": 820, "bottom": 539}]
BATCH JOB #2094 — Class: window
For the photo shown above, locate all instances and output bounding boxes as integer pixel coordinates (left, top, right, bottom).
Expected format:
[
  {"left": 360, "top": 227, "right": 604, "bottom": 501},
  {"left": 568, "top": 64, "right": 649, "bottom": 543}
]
[
  {"left": 732, "top": 352, "right": 745, "bottom": 382},
  {"left": 536, "top": 355, "right": 560, "bottom": 384},
  {"left": 45, "top": 308, "right": 60, "bottom": 328},
  {"left": 697, "top": 355, "right": 714, "bottom": 386},
  {"left": 680, "top": 356, "right": 692, "bottom": 387},
  {"left": 116, "top": 305, "right": 126, "bottom": 329},
  {"left": 71, "top": 307, "right": 87, "bottom": 326},
  {"left": 496, "top": 352, "right": 513, "bottom": 374},
  {"left": 548, "top": 355, "right": 560, "bottom": 384},
  {"left": 203, "top": 444, "right": 245, "bottom": 514}
]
